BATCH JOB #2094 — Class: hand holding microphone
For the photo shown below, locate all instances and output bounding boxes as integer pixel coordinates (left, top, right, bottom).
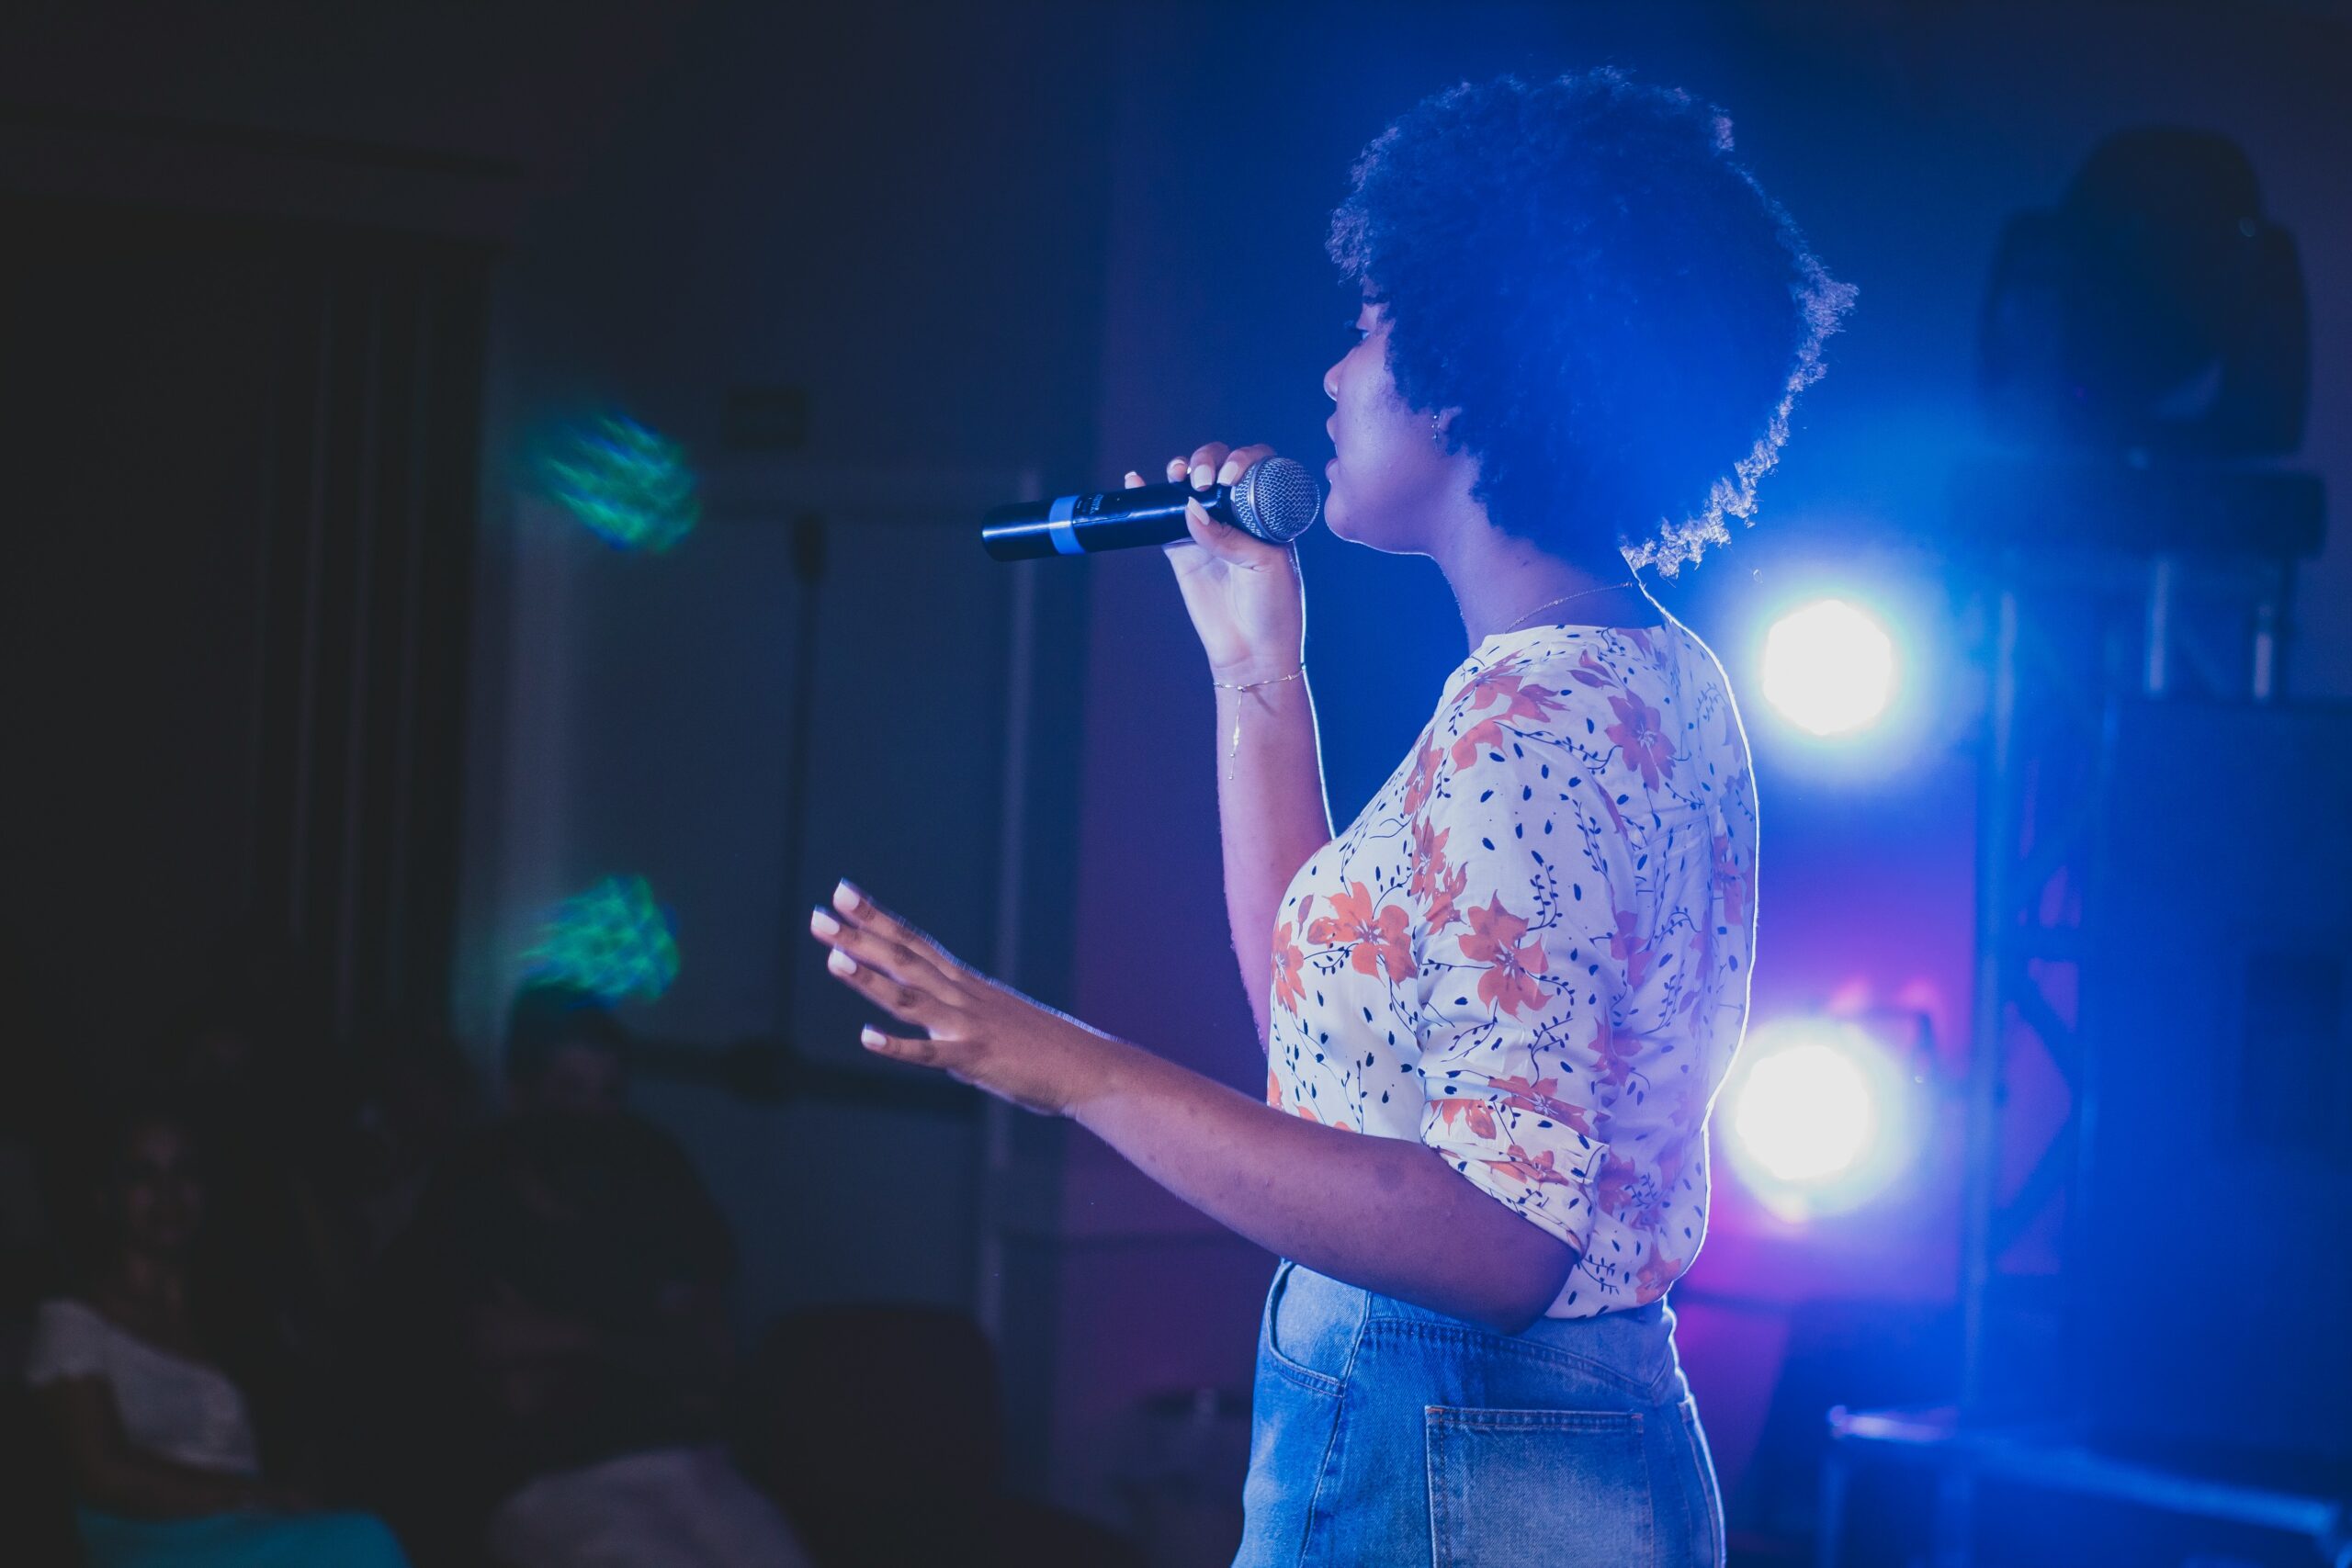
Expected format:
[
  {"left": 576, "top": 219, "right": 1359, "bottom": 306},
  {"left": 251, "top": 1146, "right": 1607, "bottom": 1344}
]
[
  {"left": 1153, "top": 444, "right": 1312, "bottom": 684},
  {"left": 980, "top": 442, "right": 1314, "bottom": 682},
  {"left": 979, "top": 449, "right": 1321, "bottom": 561}
]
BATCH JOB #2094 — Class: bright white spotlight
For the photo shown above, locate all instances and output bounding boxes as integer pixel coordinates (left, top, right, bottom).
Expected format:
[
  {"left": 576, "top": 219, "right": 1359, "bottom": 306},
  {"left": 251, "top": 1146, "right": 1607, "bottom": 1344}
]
[
  {"left": 1760, "top": 599, "right": 1896, "bottom": 736},
  {"left": 1734, "top": 1042, "right": 1875, "bottom": 1182},
  {"left": 1724, "top": 1018, "right": 1917, "bottom": 1220}
]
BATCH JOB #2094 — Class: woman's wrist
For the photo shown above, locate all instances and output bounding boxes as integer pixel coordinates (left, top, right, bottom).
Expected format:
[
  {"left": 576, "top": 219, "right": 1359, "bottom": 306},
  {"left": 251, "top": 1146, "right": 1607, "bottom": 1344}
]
[{"left": 1208, "top": 652, "right": 1306, "bottom": 687}]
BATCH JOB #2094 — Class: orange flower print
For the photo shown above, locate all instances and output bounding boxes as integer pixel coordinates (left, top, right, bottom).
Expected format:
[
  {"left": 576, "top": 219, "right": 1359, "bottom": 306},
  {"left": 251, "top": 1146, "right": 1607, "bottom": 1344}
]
[
  {"left": 1449, "top": 716, "right": 1507, "bottom": 773},
  {"left": 1479, "top": 1143, "right": 1577, "bottom": 1190},
  {"left": 1266, "top": 1067, "right": 1283, "bottom": 1111},
  {"left": 1432, "top": 1096, "right": 1498, "bottom": 1143},
  {"left": 1588, "top": 1010, "right": 1640, "bottom": 1093},
  {"left": 1459, "top": 894, "right": 1549, "bottom": 1019},
  {"left": 1712, "top": 833, "right": 1747, "bottom": 926},
  {"left": 1306, "top": 881, "right": 1417, "bottom": 982},
  {"left": 1458, "top": 649, "right": 1533, "bottom": 700},
  {"left": 1634, "top": 1238, "right": 1686, "bottom": 1298},
  {"left": 1605, "top": 693, "right": 1675, "bottom": 790},
  {"left": 1271, "top": 918, "right": 1308, "bottom": 1015},
  {"left": 1464, "top": 668, "right": 1570, "bottom": 727},
  {"left": 1595, "top": 1151, "right": 1668, "bottom": 1232},
  {"left": 1408, "top": 817, "right": 1469, "bottom": 934},
  {"left": 1409, "top": 816, "right": 1451, "bottom": 892},
  {"left": 1610, "top": 909, "right": 1656, "bottom": 991},
  {"left": 1454, "top": 652, "right": 1530, "bottom": 710},
  {"left": 1491, "top": 1074, "right": 1593, "bottom": 1136},
  {"left": 1402, "top": 738, "right": 1444, "bottom": 815},
  {"left": 1429, "top": 860, "right": 1468, "bottom": 936}
]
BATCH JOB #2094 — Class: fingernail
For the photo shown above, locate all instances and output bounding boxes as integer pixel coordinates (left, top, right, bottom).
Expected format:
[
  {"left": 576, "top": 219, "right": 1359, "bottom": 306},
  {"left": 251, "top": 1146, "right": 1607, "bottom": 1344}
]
[
  {"left": 828, "top": 948, "right": 857, "bottom": 976},
  {"left": 833, "top": 880, "right": 862, "bottom": 913},
  {"left": 809, "top": 908, "right": 841, "bottom": 937},
  {"left": 1191, "top": 463, "right": 1214, "bottom": 488},
  {"left": 859, "top": 1026, "right": 887, "bottom": 1051},
  {"left": 1125, "top": 470, "right": 1140, "bottom": 484}
]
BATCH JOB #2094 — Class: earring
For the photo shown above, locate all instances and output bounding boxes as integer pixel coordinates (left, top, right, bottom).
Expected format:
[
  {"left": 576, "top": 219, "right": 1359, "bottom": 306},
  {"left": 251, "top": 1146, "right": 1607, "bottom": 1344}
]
[{"left": 1430, "top": 411, "right": 1443, "bottom": 446}]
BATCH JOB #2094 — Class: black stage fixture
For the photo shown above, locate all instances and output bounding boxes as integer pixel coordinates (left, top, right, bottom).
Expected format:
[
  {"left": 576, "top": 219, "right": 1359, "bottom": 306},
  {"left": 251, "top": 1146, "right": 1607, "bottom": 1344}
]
[{"left": 1979, "top": 126, "right": 2308, "bottom": 461}]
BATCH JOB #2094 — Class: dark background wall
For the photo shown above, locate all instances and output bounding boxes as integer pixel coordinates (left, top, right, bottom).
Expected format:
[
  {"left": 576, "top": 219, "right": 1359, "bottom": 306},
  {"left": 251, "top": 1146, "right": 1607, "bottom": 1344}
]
[{"left": 1, "top": 0, "right": 2345, "bottom": 1545}]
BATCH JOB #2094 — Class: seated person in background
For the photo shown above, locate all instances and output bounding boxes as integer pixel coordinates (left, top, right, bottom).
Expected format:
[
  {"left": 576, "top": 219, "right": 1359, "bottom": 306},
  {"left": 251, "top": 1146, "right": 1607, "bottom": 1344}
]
[
  {"left": 378, "top": 983, "right": 809, "bottom": 1568},
  {"left": 24, "top": 1099, "right": 409, "bottom": 1567}
]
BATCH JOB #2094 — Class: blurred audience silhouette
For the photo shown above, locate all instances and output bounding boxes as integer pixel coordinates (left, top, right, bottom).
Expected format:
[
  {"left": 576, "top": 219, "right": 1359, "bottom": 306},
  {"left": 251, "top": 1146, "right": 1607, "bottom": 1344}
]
[
  {"left": 365, "top": 982, "right": 811, "bottom": 1568},
  {"left": 23, "top": 1098, "right": 410, "bottom": 1567},
  {"left": 0, "top": 959, "right": 1141, "bottom": 1568}
]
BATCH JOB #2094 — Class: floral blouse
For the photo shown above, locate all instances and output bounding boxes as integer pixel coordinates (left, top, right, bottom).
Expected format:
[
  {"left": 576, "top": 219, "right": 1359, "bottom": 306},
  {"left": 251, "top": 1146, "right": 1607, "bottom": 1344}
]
[{"left": 1266, "top": 619, "right": 1756, "bottom": 1318}]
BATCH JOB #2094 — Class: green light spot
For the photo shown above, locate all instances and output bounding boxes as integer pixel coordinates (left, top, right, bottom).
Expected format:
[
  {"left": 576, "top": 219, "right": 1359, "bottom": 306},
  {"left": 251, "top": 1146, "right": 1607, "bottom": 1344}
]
[
  {"left": 522, "top": 875, "right": 681, "bottom": 1003},
  {"left": 538, "top": 415, "right": 699, "bottom": 552}
]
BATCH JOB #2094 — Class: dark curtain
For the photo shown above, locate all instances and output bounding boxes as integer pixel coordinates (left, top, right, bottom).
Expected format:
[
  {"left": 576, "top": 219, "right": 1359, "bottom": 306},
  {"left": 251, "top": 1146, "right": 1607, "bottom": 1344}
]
[{"left": 0, "top": 196, "right": 488, "bottom": 1084}]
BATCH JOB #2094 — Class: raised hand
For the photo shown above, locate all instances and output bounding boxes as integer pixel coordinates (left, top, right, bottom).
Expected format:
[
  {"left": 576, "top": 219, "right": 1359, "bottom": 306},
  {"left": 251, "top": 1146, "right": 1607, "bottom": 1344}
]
[{"left": 808, "top": 880, "right": 1129, "bottom": 1118}]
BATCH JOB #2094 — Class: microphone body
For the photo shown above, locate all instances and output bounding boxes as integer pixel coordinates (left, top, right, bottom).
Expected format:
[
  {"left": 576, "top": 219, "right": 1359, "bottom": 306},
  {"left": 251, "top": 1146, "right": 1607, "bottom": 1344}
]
[{"left": 980, "top": 456, "right": 1321, "bottom": 561}]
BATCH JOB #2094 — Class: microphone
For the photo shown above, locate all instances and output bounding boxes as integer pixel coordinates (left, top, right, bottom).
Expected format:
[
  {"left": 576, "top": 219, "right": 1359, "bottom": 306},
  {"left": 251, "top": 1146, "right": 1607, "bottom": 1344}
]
[{"left": 980, "top": 455, "right": 1322, "bottom": 561}]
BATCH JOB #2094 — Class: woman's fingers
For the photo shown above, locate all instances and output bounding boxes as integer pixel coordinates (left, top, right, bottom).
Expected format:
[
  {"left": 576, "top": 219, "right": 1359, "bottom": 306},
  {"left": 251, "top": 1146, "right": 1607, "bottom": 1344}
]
[
  {"left": 1154, "top": 442, "right": 1280, "bottom": 489},
  {"left": 858, "top": 1024, "right": 937, "bottom": 1065},
  {"left": 1216, "top": 443, "right": 1278, "bottom": 485},
  {"left": 1186, "top": 442, "right": 1232, "bottom": 489},
  {"left": 830, "top": 880, "right": 957, "bottom": 976},
  {"left": 811, "top": 908, "right": 929, "bottom": 987},
  {"left": 1151, "top": 442, "right": 1286, "bottom": 561},
  {"left": 813, "top": 879, "right": 965, "bottom": 993},
  {"left": 1182, "top": 493, "right": 1233, "bottom": 550},
  {"left": 820, "top": 936, "right": 942, "bottom": 1028}
]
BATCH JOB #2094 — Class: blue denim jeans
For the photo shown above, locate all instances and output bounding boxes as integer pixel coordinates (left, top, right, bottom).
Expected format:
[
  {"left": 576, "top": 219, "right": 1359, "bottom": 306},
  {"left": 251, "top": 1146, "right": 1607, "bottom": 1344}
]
[{"left": 1235, "top": 1259, "right": 1725, "bottom": 1567}]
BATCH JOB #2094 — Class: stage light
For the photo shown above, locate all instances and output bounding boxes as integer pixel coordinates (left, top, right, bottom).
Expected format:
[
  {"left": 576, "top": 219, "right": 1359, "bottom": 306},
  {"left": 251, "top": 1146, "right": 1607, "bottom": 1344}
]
[
  {"left": 1759, "top": 599, "right": 1896, "bottom": 736},
  {"left": 1736, "top": 1041, "right": 1874, "bottom": 1182},
  {"left": 537, "top": 414, "right": 700, "bottom": 552},
  {"left": 1724, "top": 1016, "right": 1919, "bottom": 1220},
  {"left": 522, "top": 874, "right": 682, "bottom": 1003}
]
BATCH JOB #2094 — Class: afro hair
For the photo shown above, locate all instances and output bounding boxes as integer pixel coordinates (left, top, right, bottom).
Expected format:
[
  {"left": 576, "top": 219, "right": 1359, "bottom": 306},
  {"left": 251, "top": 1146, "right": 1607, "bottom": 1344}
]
[{"left": 1328, "top": 68, "right": 1855, "bottom": 572}]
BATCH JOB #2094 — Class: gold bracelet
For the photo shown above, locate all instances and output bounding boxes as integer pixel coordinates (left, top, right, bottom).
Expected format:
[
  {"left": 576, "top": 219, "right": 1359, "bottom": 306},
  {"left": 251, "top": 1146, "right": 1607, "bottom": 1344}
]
[{"left": 1210, "top": 666, "right": 1306, "bottom": 783}]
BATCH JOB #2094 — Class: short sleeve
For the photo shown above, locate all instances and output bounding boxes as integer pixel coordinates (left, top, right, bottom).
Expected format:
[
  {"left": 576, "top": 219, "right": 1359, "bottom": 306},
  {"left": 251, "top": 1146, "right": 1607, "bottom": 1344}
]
[
  {"left": 24, "top": 1298, "right": 111, "bottom": 1386},
  {"left": 1407, "top": 730, "right": 1619, "bottom": 1258}
]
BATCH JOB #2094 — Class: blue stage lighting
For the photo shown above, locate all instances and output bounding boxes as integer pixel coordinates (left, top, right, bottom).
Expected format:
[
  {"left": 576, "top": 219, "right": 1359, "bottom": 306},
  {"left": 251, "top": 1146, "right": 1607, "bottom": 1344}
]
[
  {"left": 1760, "top": 598, "right": 1897, "bottom": 736},
  {"left": 1724, "top": 1016, "right": 1918, "bottom": 1220}
]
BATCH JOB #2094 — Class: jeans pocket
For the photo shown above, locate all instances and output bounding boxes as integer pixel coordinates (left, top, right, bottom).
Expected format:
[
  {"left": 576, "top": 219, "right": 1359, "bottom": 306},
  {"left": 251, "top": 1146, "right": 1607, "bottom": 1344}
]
[
  {"left": 1265, "top": 1260, "right": 1349, "bottom": 1395},
  {"left": 1424, "top": 1405, "right": 1653, "bottom": 1568}
]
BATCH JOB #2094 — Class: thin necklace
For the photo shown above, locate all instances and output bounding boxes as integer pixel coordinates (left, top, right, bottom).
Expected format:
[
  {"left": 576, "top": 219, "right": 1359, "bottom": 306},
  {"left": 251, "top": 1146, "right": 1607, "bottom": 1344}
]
[{"left": 1500, "top": 580, "right": 1639, "bottom": 635}]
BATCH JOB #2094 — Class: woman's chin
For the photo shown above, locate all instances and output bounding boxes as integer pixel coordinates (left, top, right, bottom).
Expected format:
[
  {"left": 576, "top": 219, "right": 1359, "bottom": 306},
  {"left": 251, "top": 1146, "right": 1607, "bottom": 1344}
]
[
  {"left": 1322, "top": 504, "right": 1412, "bottom": 555},
  {"left": 1322, "top": 489, "right": 1356, "bottom": 543}
]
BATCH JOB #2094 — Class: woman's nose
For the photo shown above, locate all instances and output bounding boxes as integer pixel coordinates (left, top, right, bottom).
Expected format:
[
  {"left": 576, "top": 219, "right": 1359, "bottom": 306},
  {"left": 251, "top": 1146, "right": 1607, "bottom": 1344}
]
[{"left": 1323, "top": 365, "right": 1340, "bottom": 403}]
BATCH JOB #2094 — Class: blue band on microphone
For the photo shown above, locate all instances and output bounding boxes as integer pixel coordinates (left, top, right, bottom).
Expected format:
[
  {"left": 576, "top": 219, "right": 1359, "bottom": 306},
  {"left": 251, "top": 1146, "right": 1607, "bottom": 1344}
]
[{"left": 1046, "top": 494, "right": 1082, "bottom": 556}]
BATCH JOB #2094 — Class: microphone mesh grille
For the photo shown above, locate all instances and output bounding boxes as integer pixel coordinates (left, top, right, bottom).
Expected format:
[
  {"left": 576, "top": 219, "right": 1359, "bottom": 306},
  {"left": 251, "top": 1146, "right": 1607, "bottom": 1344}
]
[{"left": 1231, "top": 457, "right": 1324, "bottom": 544}]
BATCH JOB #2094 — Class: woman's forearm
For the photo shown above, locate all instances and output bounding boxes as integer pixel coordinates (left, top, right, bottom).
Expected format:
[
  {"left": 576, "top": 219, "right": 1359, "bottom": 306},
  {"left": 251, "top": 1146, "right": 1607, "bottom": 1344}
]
[
  {"left": 1074, "top": 1038, "right": 1575, "bottom": 1334},
  {"left": 1211, "top": 671, "right": 1333, "bottom": 1052}
]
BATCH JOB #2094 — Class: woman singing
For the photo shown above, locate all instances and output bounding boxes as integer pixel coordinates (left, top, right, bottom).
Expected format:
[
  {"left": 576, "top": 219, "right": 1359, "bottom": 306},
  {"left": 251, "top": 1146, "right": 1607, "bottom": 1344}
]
[{"left": 808, "top": 68, "right": 1850, "bottom": 1566}]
